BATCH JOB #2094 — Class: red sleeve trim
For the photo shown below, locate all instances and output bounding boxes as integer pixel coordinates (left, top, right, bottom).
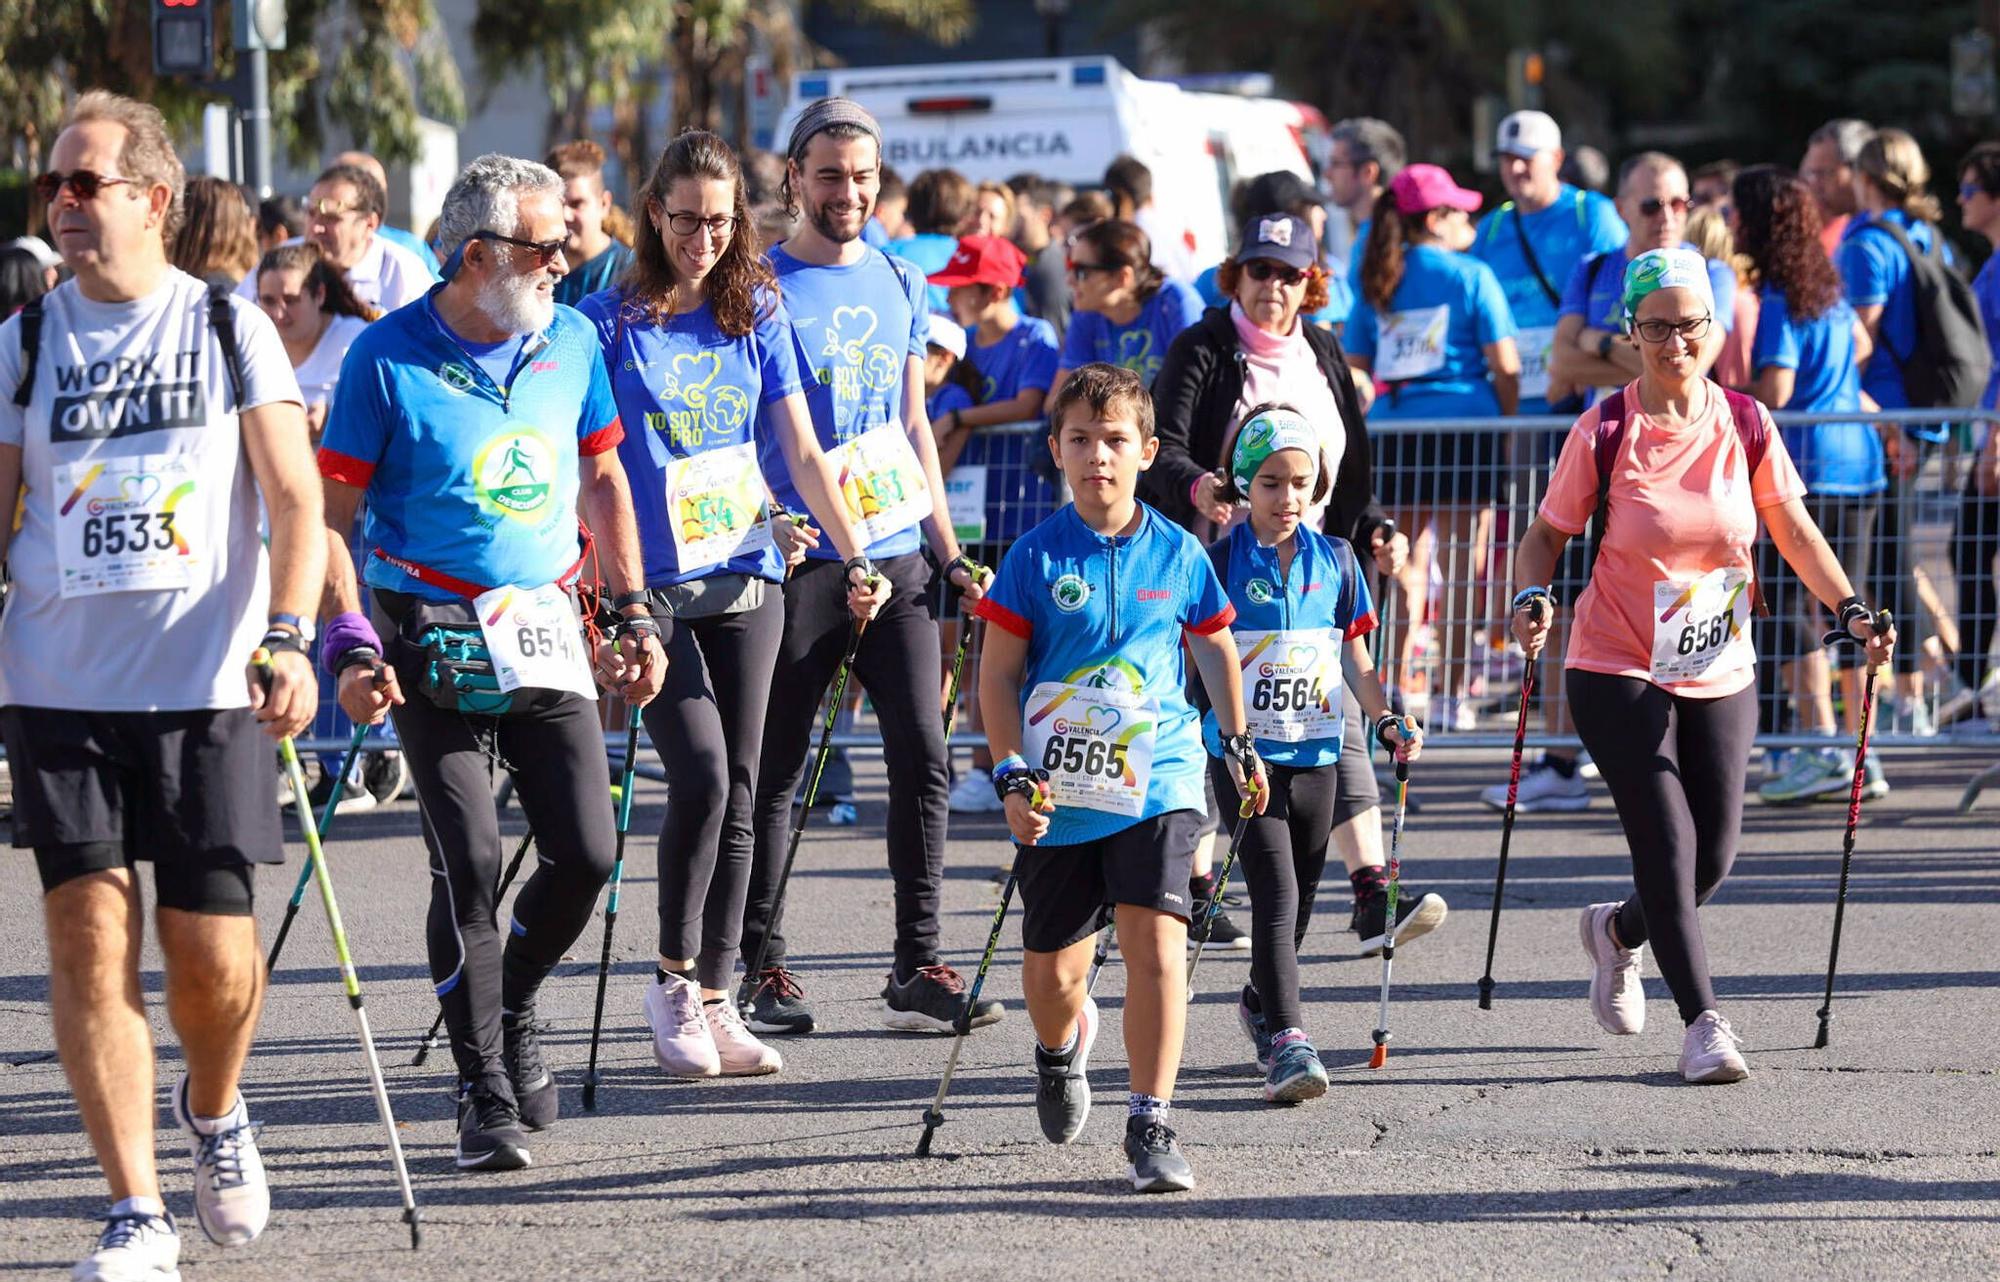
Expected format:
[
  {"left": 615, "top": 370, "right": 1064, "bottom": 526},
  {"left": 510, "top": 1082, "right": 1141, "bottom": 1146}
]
[
  {"left": 579, "top": 417, "right": 625, "bottom": 457},
  {"left": 1345, "top": 608, "right": 1379, "bottom": 641},
  {"left": 1186, "top": 603, "right": 1236, "bottom": 636},
  {"left": 317, "top": 448, "right": 375, "bottom": 487},
  {"left": 973, "top": 596, "right": 1032, "bottom": 639}
]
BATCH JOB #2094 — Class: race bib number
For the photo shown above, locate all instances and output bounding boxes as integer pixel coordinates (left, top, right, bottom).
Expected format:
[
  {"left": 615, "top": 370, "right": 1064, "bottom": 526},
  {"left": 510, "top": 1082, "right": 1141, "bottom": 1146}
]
[
  {"left": 54, "top": 455, "right": 201, "bottom": 598},
  {"left": 1651, "top": 568, "right": 1753, "bottom": 684},
  {"left": 944, "top": 464, "right": 987, "bottom": 544},
  {"left": 827, "top": 423, "right": 933, "bottom": 544},
  {"left": 474, "top": 583, "right": 598, "bottom": 701},
  {"left": 1236, "top": 628, "right": 1339, "bottom": 743},
  {"left": 1022, "top": 681, "right": 1156, "bottom": 817},
  {"left": 665, "top": 442, "right": 774, "bottom": 572},
  {"left": 1375, "top": 305, "right": 1449, "bottom": 382},
  {"left": 1517, "top": 324, "right": 1556, "bottom": 400}
]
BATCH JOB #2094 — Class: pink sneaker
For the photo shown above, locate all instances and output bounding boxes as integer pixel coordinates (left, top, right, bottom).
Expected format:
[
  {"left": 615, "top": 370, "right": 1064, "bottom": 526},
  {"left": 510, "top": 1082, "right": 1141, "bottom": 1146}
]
[
  {"left": 1579, "top": 903, "right": 1645, "bottom": 1035},
  {"left": 706, "top": 997, "right": 783, "bottom": 1076},
  {"left": 643, "top": 973, "right": 719, "bottom": 1078}
]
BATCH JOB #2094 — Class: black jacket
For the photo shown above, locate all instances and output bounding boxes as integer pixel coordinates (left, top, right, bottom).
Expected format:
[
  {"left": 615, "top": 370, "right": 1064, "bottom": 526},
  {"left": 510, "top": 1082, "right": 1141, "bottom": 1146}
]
[{"left": 1144, "top": 306, "right": 1387, "bottom": 562}]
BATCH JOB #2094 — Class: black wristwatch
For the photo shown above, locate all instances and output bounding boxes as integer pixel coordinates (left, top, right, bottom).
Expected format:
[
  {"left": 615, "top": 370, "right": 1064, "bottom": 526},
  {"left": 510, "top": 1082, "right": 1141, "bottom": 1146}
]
[
  {"left": 259, "top": 628, "right": 311, "bottom": 659},
  {"left": 268, "top": 611, "right": 315, "bottom": 644},
  {"left": 612, "top": 590, "right": 649, "bottom": 612}
]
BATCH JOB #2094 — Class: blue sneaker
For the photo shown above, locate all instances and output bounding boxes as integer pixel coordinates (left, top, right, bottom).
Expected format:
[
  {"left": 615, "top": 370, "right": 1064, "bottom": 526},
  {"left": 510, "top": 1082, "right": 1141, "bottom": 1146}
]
[
  {"left": 1236, "top": 985, "right": 1272, "bottom": 1072},
  {"left": 828, "top": 801, "right": 859, "bottom": 826},
  {"left": 1264, "top": 1036, "right": 1329, "bottom": 1104}
]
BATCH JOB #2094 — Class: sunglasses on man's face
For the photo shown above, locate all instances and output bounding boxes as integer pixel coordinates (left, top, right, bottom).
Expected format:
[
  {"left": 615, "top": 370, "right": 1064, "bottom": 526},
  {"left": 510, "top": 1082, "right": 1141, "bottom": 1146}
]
[
  {"left": 1637, "top": 196, "right": 1690, "bottom": 218},
  {"left": 468, "top": 230, "right": 567, "bottom": 268},
  {"left": 34, "top": 169, "right": 135, "bottom": 203},
  {"left": 1244, "top": 260, "right": 1307, "bottom": 286}
]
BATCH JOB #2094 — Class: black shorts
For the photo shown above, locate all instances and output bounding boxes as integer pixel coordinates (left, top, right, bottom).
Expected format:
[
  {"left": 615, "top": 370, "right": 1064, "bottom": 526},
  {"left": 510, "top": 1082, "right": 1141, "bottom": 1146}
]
[
  {"left": 1015, "top": 809, "right": 1202, "bottom": 952},
  {"left": 2, "top": 706, "right": 280, "bottom": 914}
]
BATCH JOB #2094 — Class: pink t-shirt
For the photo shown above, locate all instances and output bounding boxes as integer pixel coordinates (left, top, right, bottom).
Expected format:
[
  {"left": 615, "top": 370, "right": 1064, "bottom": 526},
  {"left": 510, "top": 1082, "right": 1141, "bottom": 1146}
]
[{"left": 1540, "top": 380, "right": 1806, "bottom": 698}]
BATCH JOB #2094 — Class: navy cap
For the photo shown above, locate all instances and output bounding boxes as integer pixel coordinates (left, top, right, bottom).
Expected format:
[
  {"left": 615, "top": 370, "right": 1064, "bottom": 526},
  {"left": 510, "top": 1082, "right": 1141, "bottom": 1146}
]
[{"left": 1237, "top": 212, "right": 1317, "bottom": 272}]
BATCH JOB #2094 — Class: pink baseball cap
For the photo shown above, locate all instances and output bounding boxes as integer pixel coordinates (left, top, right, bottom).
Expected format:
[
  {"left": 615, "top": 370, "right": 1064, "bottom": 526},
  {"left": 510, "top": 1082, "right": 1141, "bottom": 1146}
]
[{"left": 1391, "top": 164, "right": 1483, "bottom": 216}]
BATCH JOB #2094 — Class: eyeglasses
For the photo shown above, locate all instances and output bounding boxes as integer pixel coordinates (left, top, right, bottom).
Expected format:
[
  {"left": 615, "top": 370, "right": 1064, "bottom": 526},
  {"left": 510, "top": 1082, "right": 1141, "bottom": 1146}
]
[
  {"left": 1244, "top": 260, "right": 1307, "bottom": 286},
  {"left": 1066, "top": 259, "right": 1110, "bottom": 279},
  {"left": 308, "top": 199, "right": 365, "bottom": 219},
  {"left": 467, "top": 230, "right": 567, "bottom": 267},
  {"left": 664, "top": 210, "right": 738, "bottom": 238},
  {"left": 1633, "top": 315, "right": 1713, "bottom": 344},
  {"left": 34, "top": 169, "right": 135, "bottom": 203},
  {"left": 1637, "top": 195, "right": 1690, "bottom": 218}
]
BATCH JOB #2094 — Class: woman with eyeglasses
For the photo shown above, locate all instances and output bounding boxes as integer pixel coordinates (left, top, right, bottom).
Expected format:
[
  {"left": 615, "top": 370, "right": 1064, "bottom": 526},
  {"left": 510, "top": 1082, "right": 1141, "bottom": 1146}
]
[
  {"left": 1045, "top": 218, "right": 1204, "bottom": 403},
  {"left": 1147, "top": 210, "right": 1430, "bottom": 965},
  {"left": 579, "top": 128, "right": 888, "bottom": 1082},
  {"left": 1346, "top": 163, "right": 1521, "bottom": 735},
  {"left": 1510, "top": 248, "right": 1893, "bottom": 1085}
]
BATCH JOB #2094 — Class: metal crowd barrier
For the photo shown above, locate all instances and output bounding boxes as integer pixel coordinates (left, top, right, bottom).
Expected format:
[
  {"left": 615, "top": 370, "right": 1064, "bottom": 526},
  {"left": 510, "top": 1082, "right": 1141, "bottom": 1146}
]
[{"left": 293, "top": 409, "right": 1999, "bottom": 764}]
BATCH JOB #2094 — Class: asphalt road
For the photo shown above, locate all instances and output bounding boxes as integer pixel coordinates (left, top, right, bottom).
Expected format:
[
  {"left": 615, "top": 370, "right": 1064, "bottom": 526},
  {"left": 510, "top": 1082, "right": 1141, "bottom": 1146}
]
[{"left": 2, "top": 745, "right": 1996, "bottom": 1280}]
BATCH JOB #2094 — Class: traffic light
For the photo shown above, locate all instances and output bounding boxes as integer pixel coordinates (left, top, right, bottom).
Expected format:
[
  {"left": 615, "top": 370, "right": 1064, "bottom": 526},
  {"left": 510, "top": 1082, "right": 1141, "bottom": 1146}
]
[{"left": 152, "top": 0, "right": 215, "bottom": 78}]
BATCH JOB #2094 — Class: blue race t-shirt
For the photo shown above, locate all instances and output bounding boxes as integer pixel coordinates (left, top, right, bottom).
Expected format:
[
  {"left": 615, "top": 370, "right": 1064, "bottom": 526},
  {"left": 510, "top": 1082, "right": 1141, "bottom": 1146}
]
[
  {"left": 1344, "top": 243, "right": 1516, "bottom": 419},
  {"left": 1200, "top": 522, "right": 1375, "bottom": 768},
  {"left": 885, "top": 232, "right": 958, "bottom": 313},
  {"left": 1838, "top": 212, "right": 1960, "bottom": 437},
  {"left": 319, "top": 290, "right": 622, "bottom": 600},
  {"left": 555, "top": 242, "right": 635, "bottom": 309},
  {"left": 958, "top": 319, "right": 1062, "bottom": 544},
  {"left": 759, "top": 244, "right": 931, "bottom": 561},
  {"left": 1194, "top": 264, "right": 1352, "bottom": 328},
  {"left": 1751, "top": 286, "right": 1882, "bottom": 495},
  {"left": 1977, "top": 253, "right": 2000, "bottom": 416},
  {"left": 1059, "top": 279, "right": 1206, "bottom": 387},
  {"left": 580, "top": 288, "right": 805, "bottom": 585},
  {"left": 1473, "top": 184, "right": 1629, "bottom": 412},
  {"left": 973, "top": 502, "right": 1235, "bottom": 846},
  {"left": 927, "top": 379, "right": 975, "bottom": 423}
]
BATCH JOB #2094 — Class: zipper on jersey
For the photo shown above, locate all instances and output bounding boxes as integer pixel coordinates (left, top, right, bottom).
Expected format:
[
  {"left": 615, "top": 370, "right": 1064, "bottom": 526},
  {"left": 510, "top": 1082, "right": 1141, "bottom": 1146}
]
[{"left": 1107, "top": 537, "right": 1119, "bottom": 642}]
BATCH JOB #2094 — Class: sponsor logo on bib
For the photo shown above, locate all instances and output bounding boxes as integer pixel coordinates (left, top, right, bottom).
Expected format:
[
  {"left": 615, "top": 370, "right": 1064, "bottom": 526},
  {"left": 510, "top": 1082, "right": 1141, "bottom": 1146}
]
[
  {"left": 472, "top": 430, "right": 556, "bottom": 520},
  {"left": 1051, "top": 572, "right": 1091, "bottom": 613}
]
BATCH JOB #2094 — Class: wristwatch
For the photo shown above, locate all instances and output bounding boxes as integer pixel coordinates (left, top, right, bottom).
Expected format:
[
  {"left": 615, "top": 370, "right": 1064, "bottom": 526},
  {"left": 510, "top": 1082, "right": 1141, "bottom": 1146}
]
[{"left": 268, "top": 611, "right": 316, "bottom": 644}]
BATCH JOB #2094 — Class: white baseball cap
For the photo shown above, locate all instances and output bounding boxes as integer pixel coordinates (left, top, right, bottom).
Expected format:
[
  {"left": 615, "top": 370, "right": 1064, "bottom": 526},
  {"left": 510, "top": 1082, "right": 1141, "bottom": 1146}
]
[
  {"left": 925, "top": 312, "right": 966, "bottom": 360},
  {"left": 3, "top": 235, "right": 61, "bottom": 272},
  {"left": 1496, "top": 110, "right": 1562, "bottom": 159}
]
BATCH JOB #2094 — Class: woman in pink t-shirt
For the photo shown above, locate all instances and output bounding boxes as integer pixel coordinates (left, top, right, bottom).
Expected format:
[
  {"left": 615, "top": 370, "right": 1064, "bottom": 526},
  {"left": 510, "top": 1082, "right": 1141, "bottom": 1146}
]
[{"left": 1507, "top": 249, "right": 1894, "bottom": 1086}]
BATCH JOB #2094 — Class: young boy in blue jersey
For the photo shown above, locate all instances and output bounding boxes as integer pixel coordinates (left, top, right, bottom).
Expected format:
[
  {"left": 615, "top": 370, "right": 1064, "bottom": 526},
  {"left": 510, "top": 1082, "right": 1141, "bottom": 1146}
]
[
  {"left": 1201, "top": 406, "right": 1429, "bottom": 1105},
  {"left": 974, "top": 363, "right": 1269, "bottom": 1194}
]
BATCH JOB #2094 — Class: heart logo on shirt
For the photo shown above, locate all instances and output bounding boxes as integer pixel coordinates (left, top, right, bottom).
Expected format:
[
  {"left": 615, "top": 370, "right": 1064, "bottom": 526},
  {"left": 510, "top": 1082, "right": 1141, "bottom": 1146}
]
[
  {"left": 1082, "top": 705, "right": 1123, "bottom": 735},
  {"left": 1284, "top": 644, "right": 1320, "bottom": 672},
  {"left": 119, "top": 473, "right": 162, "bottom": 507},
  {"left": 828, "top": 306, "right": 878, "bottom": 364},
  {"left": 665, "top": 351, "right": 722, "bottom": 408}
]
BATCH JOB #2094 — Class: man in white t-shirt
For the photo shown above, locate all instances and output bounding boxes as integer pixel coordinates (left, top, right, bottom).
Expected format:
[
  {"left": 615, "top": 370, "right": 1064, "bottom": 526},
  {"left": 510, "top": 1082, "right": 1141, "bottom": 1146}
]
[
  {"left": 238, "top": 162, "right": 437, "bottom": 313},
  {"left": 0, "top": 91, "right": 325, "bottom": 1282}
]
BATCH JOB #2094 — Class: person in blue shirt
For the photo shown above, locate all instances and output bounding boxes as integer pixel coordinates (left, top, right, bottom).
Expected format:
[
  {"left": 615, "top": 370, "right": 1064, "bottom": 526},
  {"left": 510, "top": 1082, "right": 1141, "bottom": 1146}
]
[
  {"left": 317, "top": 154, "right": 664, "bottom": 1172},
  {"left": 1950, "top": 142, "right": 2000, "bottom": 720},
  {"left": 1049, "top": 219, "right": 1206, "bottom": 402},
  {"left": 549, "top": 140, "right": 636, "bottom": 308},
  {"left": 1347, "top": 163, "right": 1520, "bottom": 733},
  {"left": 1839, "top": 127, "right": 1952, "bottom": 743},
  {"left": 884, "top": 167, "right": 971, "bottom": 313},
  {"left": 1473, "top": 110, "right": 1629, "bottom": 415},
  {"left": 579, "top": 129, "right": 888, "bottom": 1083},
  {"left": 1196, "top": 407, "right": 1425, "bottom": 1105},
  {"left": 741, "top": 100, "right": 996, "bottom": 1039},
  {"left": 974, "top": 362, "right": 1267, "bottom": 1194}
]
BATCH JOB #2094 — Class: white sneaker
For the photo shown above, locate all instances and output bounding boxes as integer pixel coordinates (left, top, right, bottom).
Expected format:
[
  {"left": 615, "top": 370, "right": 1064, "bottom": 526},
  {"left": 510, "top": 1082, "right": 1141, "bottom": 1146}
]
[
  {"left": 1579, "top": 903, "right": 1645, "bottom": 1035},
  {"left": 1577, "top": 750, "right": 1600, "bottom": 781},
  {"left": 643, "top": 973, "right": 720, "bottom": 1077},
  {"left": 705, "top": 996, "right": 782, "bottom": 1076},
  {"left": 172, "top": 1076, "right": 268, "bottom": 1247},
  {"left": 1480, "top": 758, "right": 1591, "bottom": 813},
  {"left": 1679, "top": 1010, "right": 1750, "bottom": 1084},
  {"left": 947, "top": 770, "right": 1002, "bottom": 814},
  {"left": 1433, "top": 697, "right": 1478, "bottom": 733},
  {"left": 72, "top": 1209, "right": 181, "bottom": 1282}
]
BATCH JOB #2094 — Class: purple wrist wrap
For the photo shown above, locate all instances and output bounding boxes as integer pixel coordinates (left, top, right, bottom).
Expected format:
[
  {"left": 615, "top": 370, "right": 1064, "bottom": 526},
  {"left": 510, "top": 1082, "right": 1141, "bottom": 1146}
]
[{"left": 320, "top": 611, "right": 381, "bottom": 671}]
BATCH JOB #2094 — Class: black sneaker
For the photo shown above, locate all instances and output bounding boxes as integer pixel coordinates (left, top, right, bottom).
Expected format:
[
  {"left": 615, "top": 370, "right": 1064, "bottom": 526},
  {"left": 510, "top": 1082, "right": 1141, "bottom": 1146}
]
[
  {"left": 362, "top": 750, "right": 410, "bottom": 805},
  {"left": 881, "top": 962, "right": 1005, "bottom": 1033},
  {"left": 1124, "top": 1114, "right": 1195, "bottom": 1193},
  {"left": 742, "top": 966, "right": 816, "bottom": 1035},
  {"left": 455, "top": 1082, "right": 531, "bottom": 1171},
  {"left": 1033, "top": 995, "right": 1098, "bottom": 1144},
  {"left": 1188, "top": 876, "right": 1251, "bottom": 951},
  {"left": 1351, "top": 886, "right": 1449, "bottom": 957},
  {"left": 501, "top": 1011, "right": 557, "bottom": 1132}
]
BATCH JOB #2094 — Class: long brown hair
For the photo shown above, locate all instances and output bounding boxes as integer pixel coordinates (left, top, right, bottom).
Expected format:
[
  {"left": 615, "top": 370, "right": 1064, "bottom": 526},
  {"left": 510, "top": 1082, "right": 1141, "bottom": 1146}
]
[
  {"left": 622, "top": 129, "right": 776, "bottom": 336},
  {"left": 254, "top": 241, "right": 381, "bottom": 321},
  {"left": 1070, "top": 218, "right": 1164, "bottom": 304},
  {"left": 171, "top": 176, "right": 259, "bottom": 283},
  {"left": 1359, "top": 188, "right": 1413, "bottom": 313},
  {"left": 1731, "top": 166, "right": 1841, "bottom": 323}
]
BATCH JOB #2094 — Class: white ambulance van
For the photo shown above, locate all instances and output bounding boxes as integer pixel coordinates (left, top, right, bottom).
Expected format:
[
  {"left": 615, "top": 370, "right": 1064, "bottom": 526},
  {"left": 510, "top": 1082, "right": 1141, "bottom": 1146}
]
[{"left": 776, "top": 56, "right": 1318, "bottom": 272}]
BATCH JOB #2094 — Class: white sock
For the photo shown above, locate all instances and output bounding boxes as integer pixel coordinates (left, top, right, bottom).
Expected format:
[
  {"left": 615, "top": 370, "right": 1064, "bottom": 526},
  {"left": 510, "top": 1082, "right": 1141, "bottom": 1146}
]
[
  {"left": 188, "top": 1093, "right": 247, "bottom": 1135},
  {"left": 109, "top": 1195, "right": 169, "bottom": 1222}
]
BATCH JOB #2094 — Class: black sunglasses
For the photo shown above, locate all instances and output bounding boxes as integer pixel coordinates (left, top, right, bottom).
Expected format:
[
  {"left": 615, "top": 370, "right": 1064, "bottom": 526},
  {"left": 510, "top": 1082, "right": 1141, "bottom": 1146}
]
[
  {"left": 35, "top": 169, "right": 136, "bottom": 203},
  {"left": 468, "top": 229, "right": 566, "bottom": 266},
  {"left": 1244, "top": 260, "right": 1307, "bottom": 286}
]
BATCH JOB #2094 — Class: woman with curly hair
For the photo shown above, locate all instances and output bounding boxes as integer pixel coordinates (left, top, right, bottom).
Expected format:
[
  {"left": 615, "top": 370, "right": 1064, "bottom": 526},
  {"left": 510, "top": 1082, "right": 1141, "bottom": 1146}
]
[
  {"left": 1732, "top": 165, "right": 1885, "bottom": 806},
  {"left": 577, "top": 129, "right": 886, "bottom": 1080}
]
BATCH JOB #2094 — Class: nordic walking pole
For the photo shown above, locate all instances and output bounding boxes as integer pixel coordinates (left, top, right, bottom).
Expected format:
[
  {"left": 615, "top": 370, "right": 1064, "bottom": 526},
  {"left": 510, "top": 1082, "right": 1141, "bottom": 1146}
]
[
  {"left": 736, "top": 609, "right": 870, "bottom": 1011},
  {"left": 581, "top": 704, "right": 645, "bottom": 1111},
  {"left": 265, "top": 721, "right": 371, "bottom": 974},
  {"left": 1187, "top": 779, "right": 1262, "bottom": 995},
  {"left": 940, "top": 562, "right": 988, "bottom": 747},
  {"left": 1814, "top": 609, "right": 1892, "bottom": 1050},
  {"left": 1371, "top": 735, "right": 1414, "bottom": 1068},
  {"left": 1084, "top": 906, "right": 1116, "bottom": 997},
  {"left": 1479, "top": 594, "right": 1547, "bottom": 1010},
  {"left": 255, "top": 651, "right": 420, "bottom": 1249},
  {"left": 915, "top": 869, "right": 1021, "bottom": 1157},
  {"left": 412, "top": 827, "right": 535, "bottom": 1067}
]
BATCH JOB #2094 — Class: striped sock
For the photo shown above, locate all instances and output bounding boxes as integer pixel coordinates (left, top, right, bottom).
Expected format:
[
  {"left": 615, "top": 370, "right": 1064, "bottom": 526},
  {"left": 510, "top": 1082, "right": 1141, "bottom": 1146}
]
[{"left": 1127, "top": 1092, "right": 1170, "bottom": 1121}]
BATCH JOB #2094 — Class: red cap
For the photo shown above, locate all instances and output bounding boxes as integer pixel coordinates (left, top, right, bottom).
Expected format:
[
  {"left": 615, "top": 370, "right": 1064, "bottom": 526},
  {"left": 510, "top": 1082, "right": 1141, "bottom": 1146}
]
[{"left": 928, "top": 235, "right": 1027, "bottom": 289}]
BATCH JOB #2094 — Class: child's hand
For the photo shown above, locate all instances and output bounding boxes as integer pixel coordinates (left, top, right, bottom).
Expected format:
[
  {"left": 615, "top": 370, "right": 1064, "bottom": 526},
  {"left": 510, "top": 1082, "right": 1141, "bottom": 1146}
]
[
  {"left": 998, "top": 767, "right": 1055, "bottom": 845},
  {"left": 1377, "top": 713, "right": 1422, "bottom": 762},
  {"left": 1220, "top": 734, "right": 1269, "bottom": 816}
]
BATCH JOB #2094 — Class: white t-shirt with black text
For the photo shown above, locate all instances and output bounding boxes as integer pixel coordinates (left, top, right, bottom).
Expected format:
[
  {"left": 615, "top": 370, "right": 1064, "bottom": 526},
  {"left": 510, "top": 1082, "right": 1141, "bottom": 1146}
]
[{"left": 0, "top": 269, "right": 303, "bottom": 711}]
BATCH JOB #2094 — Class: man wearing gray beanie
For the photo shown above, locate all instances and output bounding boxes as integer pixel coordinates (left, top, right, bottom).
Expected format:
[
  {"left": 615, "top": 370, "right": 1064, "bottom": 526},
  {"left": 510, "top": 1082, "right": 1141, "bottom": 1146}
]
[{"left": 739, "top": 99, "right": 1002, "bottom": 1038}]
